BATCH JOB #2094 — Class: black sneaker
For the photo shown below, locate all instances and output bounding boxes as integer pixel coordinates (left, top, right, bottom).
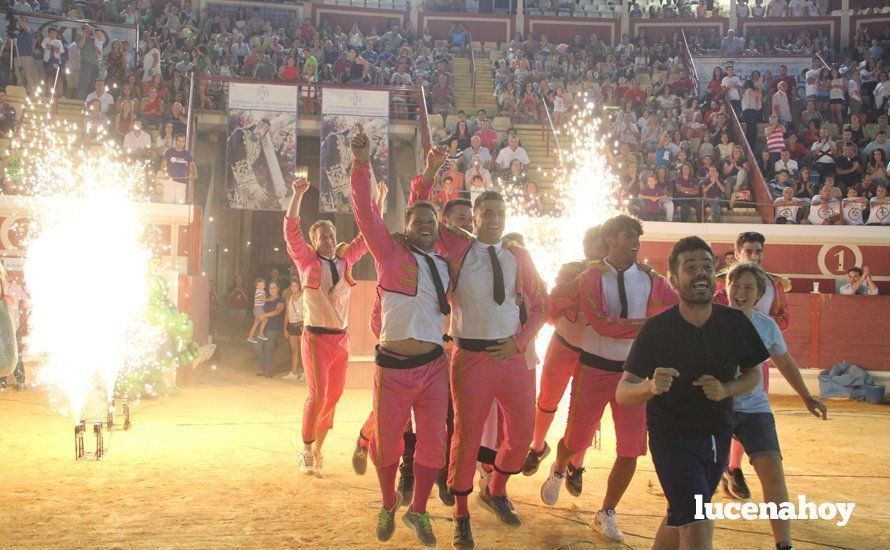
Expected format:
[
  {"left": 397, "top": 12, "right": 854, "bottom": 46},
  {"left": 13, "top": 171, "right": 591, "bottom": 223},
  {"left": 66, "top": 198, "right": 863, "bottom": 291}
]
[
  {"left": 478, "top": 485, "right": 521, "bottom": 526},
  {"left": 521, "top": 441, "right": 551, "bottom": 476},
  {"left": 352, "top": 439, "right": 368, "bottom": 476},
  {"left": 452, "top": 515, "right": 475, "bottom": 549},
  {"left": 565, "top": 464, "right": 585, "bottom": 497},
  {"left": 375, "top": 493, "right": 403, "bottom": 542},
  {"left": 398, "top": 460, "right": 414, "bottom": 507},
  {"left": 437, "top": 471, "right": 455, "bottom": 506},
  {"left": 722, "top": 468, "right": 751, "bottom": 499}
]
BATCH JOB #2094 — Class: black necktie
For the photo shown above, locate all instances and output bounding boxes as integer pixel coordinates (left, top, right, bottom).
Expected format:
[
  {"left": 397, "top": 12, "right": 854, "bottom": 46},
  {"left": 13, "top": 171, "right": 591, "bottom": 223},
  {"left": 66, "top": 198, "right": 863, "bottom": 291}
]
[
  {"left": 321, "top": 255, "right": 339, "bottom": 293},
  {"left": 488, "top": 245, "right": 505, "bottom": 305},
  {"left": 411, "top": 246, "right": 451, "bottom": 316},
  {"left": 616, "top": 268, "right": 629, "bottom": 319}
]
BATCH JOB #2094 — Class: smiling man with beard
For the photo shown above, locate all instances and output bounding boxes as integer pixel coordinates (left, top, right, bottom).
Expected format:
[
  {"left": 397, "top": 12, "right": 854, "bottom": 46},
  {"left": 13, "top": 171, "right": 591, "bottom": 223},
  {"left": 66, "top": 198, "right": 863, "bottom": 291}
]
[{"left": 616, "top": 236, "right": 769, "bottom": 550}]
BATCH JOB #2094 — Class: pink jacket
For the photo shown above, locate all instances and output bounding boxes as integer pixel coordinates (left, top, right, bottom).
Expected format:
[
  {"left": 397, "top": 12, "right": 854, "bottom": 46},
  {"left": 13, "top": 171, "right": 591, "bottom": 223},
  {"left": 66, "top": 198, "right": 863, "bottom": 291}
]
[
  {"left": 282, "top": 216, "right": 368, "bottom": 291},
  {"left": 410, "top": 174, "right": 550, "bottom": 353},
  {"left": 350, "top": 160, "right": 445, "bottom": 337},
  {"left": 551, "top": 260, "right": 678, "bottom": 340}
]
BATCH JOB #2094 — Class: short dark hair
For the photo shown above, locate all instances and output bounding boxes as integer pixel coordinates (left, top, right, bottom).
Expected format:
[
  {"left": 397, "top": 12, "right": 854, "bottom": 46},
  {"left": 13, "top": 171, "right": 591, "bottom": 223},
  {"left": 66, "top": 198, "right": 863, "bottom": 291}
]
[
  {"left": 174, "top": 133, "right": 186, "bottom": 140},
  {"left": 668, "top": 236, "right": 715, "bottom": 275},
  {"left": 848, "top": 266, "right": 864, "bottom": 276},
  {"left": 473, "top": 190, "right": 505, "bottom": 210},
  {"left": 442, "top": 198, "right": 472, "bottom": 218},
  {"left": 601, "top": 214, "right": 643, "bottom": 243},
  {"left": 735, "top": 231, "right": 765, "bottom": 251},
  {"left": 405, "top": 201, "right": 438, "bottom": 225}
]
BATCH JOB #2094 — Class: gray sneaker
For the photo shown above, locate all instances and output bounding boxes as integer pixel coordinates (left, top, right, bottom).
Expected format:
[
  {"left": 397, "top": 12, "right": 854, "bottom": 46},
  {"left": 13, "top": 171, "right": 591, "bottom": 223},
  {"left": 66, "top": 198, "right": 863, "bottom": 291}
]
[
  {"left": 478, "top": 485, "right": 521, "bottom": 526},
  {"left": 452, "top": 515, "right": 475, "bottom": 549},
  {"left": 402, "top": 509, "right": 437, "bottom": 547},
  {"left": 375, "top": 493, "right": 403, "bottom": 542}
]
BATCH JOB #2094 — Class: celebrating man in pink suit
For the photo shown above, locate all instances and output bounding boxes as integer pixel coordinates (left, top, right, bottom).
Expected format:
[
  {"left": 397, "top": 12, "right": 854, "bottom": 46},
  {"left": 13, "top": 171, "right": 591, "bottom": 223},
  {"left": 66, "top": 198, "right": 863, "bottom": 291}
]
[
  {"left": 348, "top": 128, "right": 451, "bottom": 546},
  {"left": 411, "top": 149, "right": 550, "bottom": 548},
  {"left": 539, "top": 215, "right": 678, "bottom": 543},
  {"left": 283, "top": 175, "right": 368, "bottom": 476}
]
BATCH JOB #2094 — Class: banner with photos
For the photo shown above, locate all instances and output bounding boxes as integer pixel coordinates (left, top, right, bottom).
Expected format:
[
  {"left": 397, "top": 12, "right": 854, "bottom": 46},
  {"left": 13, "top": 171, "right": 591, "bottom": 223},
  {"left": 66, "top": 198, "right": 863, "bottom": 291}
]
[
  {"left": 1, "top": 11, "right": 137, "bottom": 56},
  {"left": 225, "top": 83, "right": 297, "bottom": 210},
  {"left": 319, "top": 89, "right": 389, "bottom": 213}
]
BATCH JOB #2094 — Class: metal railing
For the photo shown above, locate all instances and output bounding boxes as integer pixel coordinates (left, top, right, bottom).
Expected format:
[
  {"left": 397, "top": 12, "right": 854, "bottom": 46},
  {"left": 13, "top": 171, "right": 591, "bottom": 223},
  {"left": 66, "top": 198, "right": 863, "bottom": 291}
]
[
  {"left": 726, "top": 105, "right": 776, "bottom": 223},
  {"left": 680, "top": 30, "right": 701, "bottom": 98},
  {"left": 419, "top": 83, "right": 433, "bottom": 155},
  {"left": 468, "top": 31, "right": 477, "bottom": 107}
]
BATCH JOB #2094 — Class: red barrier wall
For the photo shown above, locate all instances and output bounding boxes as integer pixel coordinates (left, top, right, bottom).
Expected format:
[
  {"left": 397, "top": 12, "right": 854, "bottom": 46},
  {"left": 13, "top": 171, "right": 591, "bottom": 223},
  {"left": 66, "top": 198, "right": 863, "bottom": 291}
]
[
  {"left": 418, "top": 13, "right": 515, "bottom": 44},
  {"left": 740, "top": 17, "right": 840, "bottom": 49},
  {"left": 312, "top": 5, "right": 406, "bottom": 34},
  {"left": 525, "top": 16, "right": 619, "bottom": 45}
]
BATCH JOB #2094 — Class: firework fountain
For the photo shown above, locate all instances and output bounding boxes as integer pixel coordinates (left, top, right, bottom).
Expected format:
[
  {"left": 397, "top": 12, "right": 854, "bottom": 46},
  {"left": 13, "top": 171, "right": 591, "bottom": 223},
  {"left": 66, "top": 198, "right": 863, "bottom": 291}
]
[{"left": 11, "top": 92, "right": 179, "bottom": 447}]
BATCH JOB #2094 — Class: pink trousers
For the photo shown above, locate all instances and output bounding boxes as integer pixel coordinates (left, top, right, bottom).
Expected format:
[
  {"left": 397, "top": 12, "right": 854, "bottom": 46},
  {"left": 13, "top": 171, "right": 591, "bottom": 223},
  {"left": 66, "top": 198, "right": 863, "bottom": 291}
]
[
  {"left": 301, "top": 331, "right": 349, "bottom": 445},
  {"left": 448, "top": 348, "right": 535, "bottom": 495},
  {"left": 564, "top": 366, "right": 647, "bottom": 458},
  {"left": 369, "top": 355, "right": 449, "bottom": 469},
  {"left": 537, "top": 334, "right": 581, "bottom": 413}
]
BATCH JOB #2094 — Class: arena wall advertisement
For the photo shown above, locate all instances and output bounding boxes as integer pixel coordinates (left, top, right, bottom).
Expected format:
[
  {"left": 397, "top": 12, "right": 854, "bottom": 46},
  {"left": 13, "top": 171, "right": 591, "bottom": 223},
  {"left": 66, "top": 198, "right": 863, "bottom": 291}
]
[
  {"left": 225, "top": 83, "right": 297, "bottom": 211},
  {"left": 319, "top": 89, "right": 389, "bottom": 213}
]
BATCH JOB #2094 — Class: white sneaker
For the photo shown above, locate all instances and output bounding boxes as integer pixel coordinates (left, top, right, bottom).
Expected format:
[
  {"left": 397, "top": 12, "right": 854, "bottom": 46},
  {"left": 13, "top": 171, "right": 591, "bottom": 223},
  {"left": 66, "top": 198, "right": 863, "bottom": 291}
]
[
  {"left": 540, "top": 465, "right": 566, "bottom": 506},
  {"left": 282, "top": 372, "right": 300, "bottom": 380},
  {"left": 313, "top": 450, "right": 324, "bottom": 474},
  {"left": 594, "top": 509, "right": 625, "bottom": 542},
  {"left": 299, "top": 450, "right": 315, "bottom": 475}
]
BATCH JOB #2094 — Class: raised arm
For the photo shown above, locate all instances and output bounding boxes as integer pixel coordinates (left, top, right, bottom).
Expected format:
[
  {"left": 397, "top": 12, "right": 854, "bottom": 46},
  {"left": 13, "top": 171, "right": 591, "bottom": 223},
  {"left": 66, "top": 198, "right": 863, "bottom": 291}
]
[
  {"left": 409, "top": 147, "right": 447, "bottom": 204},
  {"left": 348, "top": 126, "right": 396, "bottom": 260},
  {"left": 283, "top": 179, "right": 316, "bottom": 270}
]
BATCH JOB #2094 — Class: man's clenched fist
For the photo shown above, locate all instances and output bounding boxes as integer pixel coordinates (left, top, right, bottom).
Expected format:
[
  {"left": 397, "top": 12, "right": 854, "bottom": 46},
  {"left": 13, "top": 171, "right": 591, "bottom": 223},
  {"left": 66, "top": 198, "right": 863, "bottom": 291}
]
[{"left": 650, "top": 367, "right": 680, "bottom": 395}]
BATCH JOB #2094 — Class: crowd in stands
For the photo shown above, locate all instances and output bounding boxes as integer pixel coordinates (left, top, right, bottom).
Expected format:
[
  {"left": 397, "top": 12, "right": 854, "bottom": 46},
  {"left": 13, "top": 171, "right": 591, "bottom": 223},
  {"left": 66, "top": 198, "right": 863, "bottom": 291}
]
[{"left": 1, "top": 0, "right": 889, "bottom": 225}]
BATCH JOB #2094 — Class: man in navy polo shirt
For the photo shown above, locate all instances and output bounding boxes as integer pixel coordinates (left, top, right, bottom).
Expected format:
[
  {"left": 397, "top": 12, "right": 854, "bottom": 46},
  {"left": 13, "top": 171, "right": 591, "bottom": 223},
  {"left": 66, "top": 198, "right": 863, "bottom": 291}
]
[
  {"left": 617, "top": 236, "right": 769, "bottom": 549},
  {"left": 160, "top": 134, "right": 196, "bottom": 203}
]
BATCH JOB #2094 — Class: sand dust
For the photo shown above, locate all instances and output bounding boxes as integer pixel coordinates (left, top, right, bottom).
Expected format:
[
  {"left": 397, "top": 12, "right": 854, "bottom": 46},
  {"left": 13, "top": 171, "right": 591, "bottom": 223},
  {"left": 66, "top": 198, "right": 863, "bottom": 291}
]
[{"left": 1, "top": 345, "right": 888, "bottom": 549}]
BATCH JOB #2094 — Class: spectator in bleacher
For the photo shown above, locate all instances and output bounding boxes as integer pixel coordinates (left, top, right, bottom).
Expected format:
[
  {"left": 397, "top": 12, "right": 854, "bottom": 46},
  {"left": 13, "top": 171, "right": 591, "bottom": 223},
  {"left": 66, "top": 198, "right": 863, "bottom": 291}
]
[
  {"left": 764, "top": 114, "right": 787, "bottom": 163},
  {"left": 521, "top": 181, "right": 545, "bottom": 215},
  {"left": 640, "top": 112, "right": 662, "bottom": 153},
  {"left": 821, "top": 174, "right": 844, "bottom": 200},
  {"left": 716, "top": 132, "right": 735, "bottom": 160},
  {"left": 161, "top": 133, "right": 197, "bottom": 195},
  {"left": 41, "top": 27, "right": 64, "bottom": 89},
  {"left": 720, "top": 30, "right": 745, "bottom": 57},
  {"left": 82, "top": 99, "right": 109, "bottom": 142},
  {"left": 774, "top": 149, "right": 799, "bottom": 176},
  {"left": 701, "top": 163, "right": 725, "bottom": 222},
  {"left": 448, "top": 24, "right": 468, "bottom": 53},
  {"left": 498, "top": 158, "right": 528, "bottom": 192},
  {"left": 450, "top": 120, "right": 473, "bottom": 151},
  {"left": 768, "top": 168, "right": 793, "bottom": 198},
  {"left": 785, "top": 133, "right": 809, "bottom": 166},
  {"left": 866, "top": 185, "right": 890, "bottom": 225},
  {"left": 673, "top": 161, "right": 702, "bottom": 222},
  {"left": 76, "top": 25, "right": 103, "bottom": 100},
  {"left": 774, "top": 186, "right": 807, "bottom": 223},
  {"left": 142, "top": 37, "right": 161, "bottom": 83},
  {"left": 855, "top": 173, "right": 880, "bottom": 201},
  {"left": 707, "top": 66, "right": 725, "bottom": 99},
  {"left": 154, "top": 121, "right": 175, "bottom": 160},
  {"left": 654, "top": 133, "right": 673, "bottom": 168},
  {"left": 808, "top": 184, "right": 842, "bottom": 225},
  {"left": 835, "top": 142, "right": 862, "bottom": 194},
  {"left": 14, "top": 17, "right": 40, "bottom": 95},
  {"left": 721, "top": 64, "right": 743, "bottom": 114},
  {"left": 811, "top": 127, "right": 837, "bottom": 177},
  {"left": 772, "top": 81, "right": 792, "bottom": 126},
  {"left": 474, "top": 118, "right": 498, "bottom": 152},
  {"left": 840, "top": 266, "right": 879, "bottom": 295},
  {"left": 123, "top": 119, "right": 151, "bottom": 157},
  {"left": 85, "top": 79, "right": 114, "bottom": 116},
  {"left": 638, "top": 171, "right": 673, "bottom": 221},
  {"left": 741, "top": 77, "right": 763, "bottom": 146},
  {"left": 114, "top": 100, "right": 137, "bottom": 140},
  {"left": 465, "top": 155, "right": 492, "bottom": 190},
  {"left": 138, "top": 86, "right": 166, "bottom": 130},
  {"left": 864, "top": 148, "right": 887, "bottom": 186},
  {"left": 794, "top": 167, "right": 817, "bottom": 199},
  {"left": 495, "top": 135, "right": 530, "bottom": 170},
  {"left": 864, "top": 130, "right": 890, "bottom": 159},
  {"left": 842, "top": 187, "right": 869, "bottom": 226},
  {"left": 0, "top": 89, "right": 17, "bottom": 136},
  {"left": 827, "top": 68, "right": 846, "bottom": 126},
  {"left": 430, "top": 74, "right": 454, "bottom": 118},
  {"left": 462, "top": 136, "right": 491, "bottom": 169}
]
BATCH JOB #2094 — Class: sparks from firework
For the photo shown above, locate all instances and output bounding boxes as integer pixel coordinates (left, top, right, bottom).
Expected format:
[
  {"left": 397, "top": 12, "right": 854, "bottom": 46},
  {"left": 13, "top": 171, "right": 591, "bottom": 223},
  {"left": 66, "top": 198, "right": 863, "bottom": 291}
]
[
  {"left": 503, "top": 104, "right": 622, "bottom": 412},
  {"left": 16, "top": 91, "right": 168, "bottom": 422}
]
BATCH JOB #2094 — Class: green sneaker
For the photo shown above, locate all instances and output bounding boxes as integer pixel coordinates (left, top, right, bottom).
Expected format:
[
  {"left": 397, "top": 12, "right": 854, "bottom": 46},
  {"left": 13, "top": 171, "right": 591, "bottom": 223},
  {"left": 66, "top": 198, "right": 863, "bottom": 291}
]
[
  {"left": 402, "top": 509, "right": 437, "bottom": 547},
  {"left": 376, "top": 493, "right": 403, "bottom": 542}
]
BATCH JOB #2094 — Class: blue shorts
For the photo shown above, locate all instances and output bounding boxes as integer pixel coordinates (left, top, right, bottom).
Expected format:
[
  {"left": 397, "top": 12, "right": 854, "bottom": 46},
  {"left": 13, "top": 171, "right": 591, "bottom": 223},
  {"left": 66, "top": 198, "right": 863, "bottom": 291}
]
[
  {"left": 649, "top": 432, "right": 731, "bottom": 527},
  {"left": 732, "top": 412, "right": 782, "bottom": 461}
]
